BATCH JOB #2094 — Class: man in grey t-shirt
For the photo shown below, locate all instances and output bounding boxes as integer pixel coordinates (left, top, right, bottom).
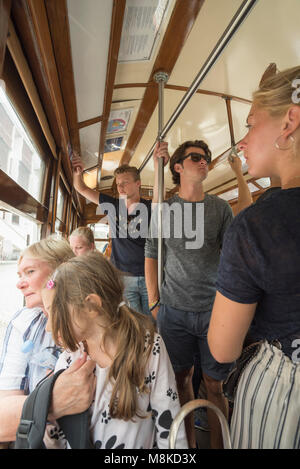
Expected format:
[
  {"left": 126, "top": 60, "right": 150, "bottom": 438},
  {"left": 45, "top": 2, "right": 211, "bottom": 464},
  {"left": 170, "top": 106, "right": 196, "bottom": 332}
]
[{"left": 145, "top": 140, "right": 233, "bottom": 449}]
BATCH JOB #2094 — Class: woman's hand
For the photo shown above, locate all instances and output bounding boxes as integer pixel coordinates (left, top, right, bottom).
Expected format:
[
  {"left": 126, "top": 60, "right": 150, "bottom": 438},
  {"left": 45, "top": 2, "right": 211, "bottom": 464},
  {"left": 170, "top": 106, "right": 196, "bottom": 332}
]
[{"left": 49, "top": 353, "right": 96, "bottom": 421}]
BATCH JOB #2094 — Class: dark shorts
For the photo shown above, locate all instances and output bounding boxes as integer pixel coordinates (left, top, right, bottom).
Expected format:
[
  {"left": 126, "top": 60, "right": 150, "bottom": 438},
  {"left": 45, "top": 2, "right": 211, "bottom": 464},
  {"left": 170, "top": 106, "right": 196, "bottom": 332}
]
[{"left": 157, "top": 304, "right": 233, "bottom": 381}]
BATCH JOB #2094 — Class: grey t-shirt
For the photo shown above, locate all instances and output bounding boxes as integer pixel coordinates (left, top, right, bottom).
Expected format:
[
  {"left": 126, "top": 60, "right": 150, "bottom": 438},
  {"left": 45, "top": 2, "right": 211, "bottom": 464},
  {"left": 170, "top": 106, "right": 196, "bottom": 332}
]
[{"left": 145, "top": 194, "right": 233, "bottom": 312}]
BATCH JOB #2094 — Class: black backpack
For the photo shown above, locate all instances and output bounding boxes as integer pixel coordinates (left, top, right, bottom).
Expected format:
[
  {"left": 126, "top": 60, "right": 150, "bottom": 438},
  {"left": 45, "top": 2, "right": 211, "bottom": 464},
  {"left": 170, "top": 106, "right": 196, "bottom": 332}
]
[{"left": 15, "top": 369, "right": 93, "bottom": 449}]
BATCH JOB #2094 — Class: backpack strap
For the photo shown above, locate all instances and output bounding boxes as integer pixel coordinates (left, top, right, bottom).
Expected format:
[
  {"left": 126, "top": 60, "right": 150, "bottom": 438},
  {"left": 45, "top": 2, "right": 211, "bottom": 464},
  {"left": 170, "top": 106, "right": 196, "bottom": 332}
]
[
  {"left": 57, "top": 412, "right": 93, "bottom": 449},
  {"left": 15, "top": 369, "right": 65, "bottom": 449},
  {"left": 15, "top": 369, "right": 92, "bottom": 449}
]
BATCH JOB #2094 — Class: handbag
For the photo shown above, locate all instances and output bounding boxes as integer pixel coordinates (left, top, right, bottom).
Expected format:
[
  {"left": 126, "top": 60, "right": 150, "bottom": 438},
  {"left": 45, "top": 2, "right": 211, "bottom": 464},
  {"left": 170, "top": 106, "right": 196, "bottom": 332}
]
[{"left": 222, "top": 341, "right": 263, "bottom": 402}]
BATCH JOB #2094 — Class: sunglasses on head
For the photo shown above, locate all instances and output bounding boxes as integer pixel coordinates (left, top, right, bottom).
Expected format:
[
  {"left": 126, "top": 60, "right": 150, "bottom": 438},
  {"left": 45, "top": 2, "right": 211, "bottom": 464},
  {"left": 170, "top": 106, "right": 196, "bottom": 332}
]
[{"left": 181, "top": 152, "right": 211, "bottom": 164}]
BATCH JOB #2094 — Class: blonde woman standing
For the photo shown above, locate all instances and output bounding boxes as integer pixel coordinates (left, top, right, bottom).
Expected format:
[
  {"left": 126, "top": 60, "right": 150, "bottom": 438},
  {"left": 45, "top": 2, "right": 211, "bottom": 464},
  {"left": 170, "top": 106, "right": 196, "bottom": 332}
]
[{"left": 208, "top": 66, "right": 300, "bottom": 449}]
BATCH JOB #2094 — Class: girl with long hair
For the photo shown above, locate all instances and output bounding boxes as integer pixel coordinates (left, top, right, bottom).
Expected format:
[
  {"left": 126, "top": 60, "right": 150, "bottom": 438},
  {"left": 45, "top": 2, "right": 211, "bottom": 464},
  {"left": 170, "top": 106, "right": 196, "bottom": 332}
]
[{"left": 42, "top": 251, "right": 187, "bottom": 449}]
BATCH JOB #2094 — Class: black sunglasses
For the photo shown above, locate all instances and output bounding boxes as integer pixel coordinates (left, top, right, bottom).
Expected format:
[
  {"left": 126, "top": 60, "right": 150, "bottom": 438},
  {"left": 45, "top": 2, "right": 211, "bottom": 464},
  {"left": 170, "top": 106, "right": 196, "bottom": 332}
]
[{"left": 180, "top": 152, "right": 211, "bottom": 165}]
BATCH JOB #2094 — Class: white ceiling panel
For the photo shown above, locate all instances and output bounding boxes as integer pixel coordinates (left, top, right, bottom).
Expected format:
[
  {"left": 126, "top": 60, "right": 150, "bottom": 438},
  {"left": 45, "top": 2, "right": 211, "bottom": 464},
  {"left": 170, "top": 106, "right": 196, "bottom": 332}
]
[
  {"left": 67, "top": 0, "right": 113, "bottom": 122},
  {"left": 112, "top": 87, "right": 145, "bottom": 103},
  {"left": 79, "top": 122, "right": 101, "bottom": 169},
  {"left": 169, "top": 0, "right": 243, "bottom": 89},
  {"left": 199, "top": 0, "right": 300, "bottom": 98}
]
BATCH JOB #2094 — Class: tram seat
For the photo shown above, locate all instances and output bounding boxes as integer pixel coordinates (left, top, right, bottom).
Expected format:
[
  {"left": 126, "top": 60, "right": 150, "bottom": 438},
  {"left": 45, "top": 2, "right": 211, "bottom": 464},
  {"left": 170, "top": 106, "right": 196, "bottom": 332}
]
[{"left": 169, "top": 398, "right": 232, "bottom": 449}]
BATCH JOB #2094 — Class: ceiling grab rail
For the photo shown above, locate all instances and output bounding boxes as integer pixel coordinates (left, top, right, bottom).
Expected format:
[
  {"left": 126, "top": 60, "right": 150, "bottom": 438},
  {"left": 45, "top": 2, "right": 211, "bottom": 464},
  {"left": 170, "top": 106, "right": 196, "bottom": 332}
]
[
  {"left": 169, "top": 399, "right": 232, "bottom": 449},
  {"left": 138, "top": 0, "right": 258, "bottom": 173},
  {"left": 153, "top": 71, "right": 169, "bottom": 291}
]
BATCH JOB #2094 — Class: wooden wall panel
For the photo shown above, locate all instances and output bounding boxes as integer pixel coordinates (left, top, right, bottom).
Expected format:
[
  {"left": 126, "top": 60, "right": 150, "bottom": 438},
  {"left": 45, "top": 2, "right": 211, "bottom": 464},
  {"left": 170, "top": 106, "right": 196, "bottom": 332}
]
[{"left": 0, "top": 0, "right": 11, "bottom": 77}]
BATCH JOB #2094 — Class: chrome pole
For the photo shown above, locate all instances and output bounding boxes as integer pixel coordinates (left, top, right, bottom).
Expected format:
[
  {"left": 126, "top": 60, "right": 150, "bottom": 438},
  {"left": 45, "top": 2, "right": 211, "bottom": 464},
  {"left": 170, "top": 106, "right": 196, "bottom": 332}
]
[
  {"left": 138, "top": 0, "right": 258, "bottom": 172},
  {"left": 154, "top": 71, "right": 168, "bottom": 291}
]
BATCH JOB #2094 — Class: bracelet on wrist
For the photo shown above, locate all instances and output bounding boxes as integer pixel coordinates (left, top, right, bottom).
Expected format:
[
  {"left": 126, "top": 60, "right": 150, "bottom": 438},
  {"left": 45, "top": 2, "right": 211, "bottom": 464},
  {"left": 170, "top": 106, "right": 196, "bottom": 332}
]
[
  {"left": 149, "top": 299, "right": 160, "bottom": 312},
  {"left": 149, "top": 299, "right": 159, "bottom": 308}
]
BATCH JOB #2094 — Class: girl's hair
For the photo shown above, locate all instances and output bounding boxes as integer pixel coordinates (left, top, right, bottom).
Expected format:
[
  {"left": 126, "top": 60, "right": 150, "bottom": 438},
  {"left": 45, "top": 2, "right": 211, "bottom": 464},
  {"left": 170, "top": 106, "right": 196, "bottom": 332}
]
[
  {"left": 253, "top": 66, "right": 300, "bottom": 117},
  {"left": 50, "top": 251, "right": 155, "bottom": 421},
  {"left": 69, "top": 226, "right": 95, "bottom": 246},
  {"left": 19, "top": 235, "right": 75, "bottom": 269},
  {"left": 170, "top": 140, "right": 212, "bottom": 185}
]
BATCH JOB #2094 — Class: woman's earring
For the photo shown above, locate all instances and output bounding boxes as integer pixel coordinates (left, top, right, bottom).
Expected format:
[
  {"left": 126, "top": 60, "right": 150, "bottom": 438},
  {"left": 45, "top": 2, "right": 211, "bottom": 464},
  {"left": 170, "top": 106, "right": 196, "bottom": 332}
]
[{"left": 275, "top": 134, "right": 295, "bottom": 151}]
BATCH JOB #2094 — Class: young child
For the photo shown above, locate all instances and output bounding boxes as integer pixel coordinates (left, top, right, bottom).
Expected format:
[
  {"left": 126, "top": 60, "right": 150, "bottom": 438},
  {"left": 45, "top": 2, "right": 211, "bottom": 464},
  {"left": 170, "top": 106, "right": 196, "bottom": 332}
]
[{"left": 42, "top": 252, "right": 188, "bottom": 449}]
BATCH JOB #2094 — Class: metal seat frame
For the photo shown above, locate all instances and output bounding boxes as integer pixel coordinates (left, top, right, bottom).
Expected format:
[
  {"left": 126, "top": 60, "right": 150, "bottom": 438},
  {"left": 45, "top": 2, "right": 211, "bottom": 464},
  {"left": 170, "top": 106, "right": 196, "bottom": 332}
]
[{"left": 169, "top": 398, "right": 232, "bottom": 449}]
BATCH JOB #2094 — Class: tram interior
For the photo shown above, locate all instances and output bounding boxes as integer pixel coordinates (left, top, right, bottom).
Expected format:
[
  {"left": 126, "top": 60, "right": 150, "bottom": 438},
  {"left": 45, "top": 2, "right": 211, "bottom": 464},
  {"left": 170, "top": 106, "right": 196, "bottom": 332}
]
[{"left": 0, "top": 0, "right": 300, "bottom": 449}]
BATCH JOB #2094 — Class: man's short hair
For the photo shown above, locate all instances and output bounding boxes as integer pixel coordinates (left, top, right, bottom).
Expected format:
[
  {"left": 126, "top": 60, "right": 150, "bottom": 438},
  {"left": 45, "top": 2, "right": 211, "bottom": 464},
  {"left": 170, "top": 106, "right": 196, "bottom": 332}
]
[
  {"left": 170, "top": 140, "right": 212, "bottom": 185},
  {"left": 114, "top": 164, "right": 141, "bottom": 181}
]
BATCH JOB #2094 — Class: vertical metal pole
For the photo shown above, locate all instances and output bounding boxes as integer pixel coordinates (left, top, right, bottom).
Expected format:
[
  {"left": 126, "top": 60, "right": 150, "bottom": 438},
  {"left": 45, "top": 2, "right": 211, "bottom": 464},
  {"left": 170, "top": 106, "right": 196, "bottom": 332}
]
[{"left": 154, "top": 71, "right": 168, "bottom": 292}]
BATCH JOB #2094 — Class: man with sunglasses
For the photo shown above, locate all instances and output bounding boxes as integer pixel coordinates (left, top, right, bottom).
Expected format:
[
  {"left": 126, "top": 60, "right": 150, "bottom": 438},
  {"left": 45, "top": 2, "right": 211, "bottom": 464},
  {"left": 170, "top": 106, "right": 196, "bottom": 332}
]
[{"left": 145, "top": 140, "right": 234, "bottom": 449}]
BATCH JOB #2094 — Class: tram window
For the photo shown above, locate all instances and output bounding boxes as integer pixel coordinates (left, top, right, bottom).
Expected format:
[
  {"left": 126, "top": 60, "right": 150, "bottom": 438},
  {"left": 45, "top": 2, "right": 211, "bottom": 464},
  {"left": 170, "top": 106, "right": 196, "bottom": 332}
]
[
  {"left": 0, "top": 86, "right": 46, "bottom": 204},
  {"left": 95, "top": 240, "right": 109, "bottom": 253},
  {"left": 12, "top": 214, "right": 20, "bottom": 225},
  {"left": 55, "top": 183, "right": 68, "bottom": 236},
  {"left": 90, "top": 223, "right": 110, "bottom": 254},
  {"left": 0, "top": 205, "right": 40, "bottom": 350},
  {"left": 91, "top": 222, "right": 109, "bottom": 240},
  {"left": 54, "top": 220, "right": 63, "bottom": 237},
  {"left": 56, "top": 186, "right": 65, "bottom": 221}
]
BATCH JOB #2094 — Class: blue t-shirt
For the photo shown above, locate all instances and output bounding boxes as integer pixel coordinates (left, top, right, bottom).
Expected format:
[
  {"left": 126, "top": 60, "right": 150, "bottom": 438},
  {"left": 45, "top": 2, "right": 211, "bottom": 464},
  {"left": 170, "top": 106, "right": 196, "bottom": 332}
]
[
  {"left": 216, "top": 188, "right": 300, "bottom": 358},
  {"left": 99, "top": 193, "right": 152, "bottom": 276}
]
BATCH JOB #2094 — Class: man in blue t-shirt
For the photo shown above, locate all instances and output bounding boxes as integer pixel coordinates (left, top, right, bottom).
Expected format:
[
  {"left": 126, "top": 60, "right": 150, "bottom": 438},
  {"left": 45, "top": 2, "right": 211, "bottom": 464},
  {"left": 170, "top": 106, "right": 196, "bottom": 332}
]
[{"left": 72, "top": 146, "right": 168, "bottom": 316}]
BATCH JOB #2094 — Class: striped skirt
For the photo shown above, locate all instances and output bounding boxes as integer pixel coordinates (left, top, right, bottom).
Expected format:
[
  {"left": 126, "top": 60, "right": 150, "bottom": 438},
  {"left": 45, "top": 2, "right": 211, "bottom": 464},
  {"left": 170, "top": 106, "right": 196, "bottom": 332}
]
[{"left": 230, "top": 341, "right": 300, "bottom": 449}]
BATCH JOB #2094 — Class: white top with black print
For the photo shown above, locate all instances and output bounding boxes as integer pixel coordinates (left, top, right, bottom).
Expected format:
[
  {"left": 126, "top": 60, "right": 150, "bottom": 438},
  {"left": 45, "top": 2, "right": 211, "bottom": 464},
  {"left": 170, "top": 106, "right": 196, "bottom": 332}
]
[{"left": 53, "top": 333, "right": 188, "bottom": 449}]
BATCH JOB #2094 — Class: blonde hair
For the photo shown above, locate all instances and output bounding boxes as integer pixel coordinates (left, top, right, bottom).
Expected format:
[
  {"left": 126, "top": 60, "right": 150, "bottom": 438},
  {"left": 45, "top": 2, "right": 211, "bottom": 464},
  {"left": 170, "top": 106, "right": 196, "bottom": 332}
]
[
  {"left": 19, "top": 235, "right": 75, "bottom": 269},
  {"left": 253, "top": 66, "right": 300, "bottom": 117},
  {"left": 69, "top": 226, "right": 95, "bottom": 246},
  {"left": 50, "top": 252, "right": 155, "bottom": 421}
]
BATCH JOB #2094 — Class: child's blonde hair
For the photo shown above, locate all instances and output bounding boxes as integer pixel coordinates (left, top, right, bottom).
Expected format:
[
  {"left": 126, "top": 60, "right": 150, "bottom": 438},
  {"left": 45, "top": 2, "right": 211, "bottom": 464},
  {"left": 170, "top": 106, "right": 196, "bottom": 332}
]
[
  {"left": 49, "top": 251, "right": 155, "bottom": 420},
  {"left": 69, "top": 226, "right": 95, "bottom": 247}
]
